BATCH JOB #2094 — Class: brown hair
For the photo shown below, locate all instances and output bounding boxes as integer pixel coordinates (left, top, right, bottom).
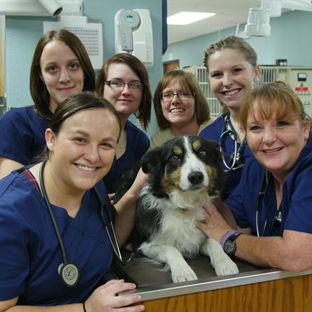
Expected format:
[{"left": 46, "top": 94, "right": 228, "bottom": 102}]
[
  {"left": 203, "top": 35, "right": 258, "bottom": 71},
  {"left": 239, "top": 81, "right": 307, "bottom": 132},
  {"left": 153, "top": 69, "right": 211, "bottom": 130},
  {"left": 41, "top": 92, "right": 121, "bottom": 161},
  {"left": 95, "top": 53, "right": 152, "bottom": 130},
  {"left": 30, "top": 29, "right": 95, "bottom": 120}
]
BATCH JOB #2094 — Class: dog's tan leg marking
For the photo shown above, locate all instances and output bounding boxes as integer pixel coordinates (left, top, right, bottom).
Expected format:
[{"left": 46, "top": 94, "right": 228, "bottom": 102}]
[{"left": 200, "top": 238, "right": 239, "bottom": 276}]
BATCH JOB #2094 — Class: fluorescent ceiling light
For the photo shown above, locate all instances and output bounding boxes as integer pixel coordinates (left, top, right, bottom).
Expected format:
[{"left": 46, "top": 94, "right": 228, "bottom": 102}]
[{"left": 167, "top": 12, "right": 215, "bottom": 25}]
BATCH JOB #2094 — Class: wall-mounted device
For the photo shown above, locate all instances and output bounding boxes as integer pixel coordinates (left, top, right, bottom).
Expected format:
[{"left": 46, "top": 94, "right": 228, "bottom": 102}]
[
  {"left": 0, "top": 0, "right": 82, "bottom": 17},
  {"left": 117, "top": 9, "right": 141, "bottom": 52},
  {"left": 115, "top": 9, "right": 153, "bottom": 67},
  {"left": 44, "top": 16, "right": 103, "bottom": 69},
  {"left": 37, "top": 0, "right": 62, "bottom": 17}
]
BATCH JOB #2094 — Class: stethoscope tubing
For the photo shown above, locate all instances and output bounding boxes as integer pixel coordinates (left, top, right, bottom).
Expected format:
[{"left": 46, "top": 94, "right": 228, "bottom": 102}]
[
  {"left": 219, "top": 113, "right": 246, "bottom": 171},
  {"left": 39, "top": 162, "right": 69, "bottom": 265},
  {"left": 38, "top": 161, "right": 130, "bottom": 287}
]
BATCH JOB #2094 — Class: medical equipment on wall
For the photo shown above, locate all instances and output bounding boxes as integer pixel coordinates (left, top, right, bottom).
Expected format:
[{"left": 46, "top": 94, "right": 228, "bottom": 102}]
[
  {"left": 0, "top": 0, "right": 82, "bottom": 17},
  {"left": 44, "top": 16, "right": 103, "bottom": 69},
  {"left": 183, "top": 66, "right": 312, "bottom": 118},
  {"left": 259, "top": 66, "right": 312, "bottom": 117},
  {"left": 114, "top": 9, "right": 153, "bottom": 67}
]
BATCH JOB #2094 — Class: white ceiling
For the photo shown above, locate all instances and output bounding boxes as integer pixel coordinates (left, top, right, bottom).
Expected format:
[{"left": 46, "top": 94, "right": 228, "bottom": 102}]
[{"left": 166, "top": 0, "right": 279, "bottom": 44}]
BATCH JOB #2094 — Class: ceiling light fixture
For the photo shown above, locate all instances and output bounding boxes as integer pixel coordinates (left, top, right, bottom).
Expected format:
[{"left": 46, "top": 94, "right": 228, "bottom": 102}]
[
  {"left": 245, "top": 7, "right": 271, "bottom": 37},
  {"left": 245, "top": 0, "right": 272, "bottom": 37},
  {"left": 167, "top": 11, "right": 215, "bottom": 25}
]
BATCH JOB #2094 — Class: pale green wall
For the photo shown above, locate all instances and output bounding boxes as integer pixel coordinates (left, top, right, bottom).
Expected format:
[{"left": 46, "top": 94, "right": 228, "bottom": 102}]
[
  {"left": 4, "top": 0, "right": 163, "bottom": 136},
  {"left": 4, "top": 5, "right": 312, "bottom": 136},
  {"left": 163, "top": 11, "right": 312, "bottom": 68}
]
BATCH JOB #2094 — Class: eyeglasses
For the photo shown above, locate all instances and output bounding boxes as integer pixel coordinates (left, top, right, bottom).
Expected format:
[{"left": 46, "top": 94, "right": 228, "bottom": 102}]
[
  {"left": 105, "top": 80, "right": 143, "bottom": 90},
  {"left": 159, "top": 91, "right": 195, "bottom": 102}
]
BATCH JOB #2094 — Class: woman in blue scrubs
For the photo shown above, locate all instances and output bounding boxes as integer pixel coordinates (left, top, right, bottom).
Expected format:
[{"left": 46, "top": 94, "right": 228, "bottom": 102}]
[
  {"left": 0, "top": 92, "right": 146, "bottom": 311},
  {"left": 197, "top": 82, "right": 312, "bottom": 271},
  {"left": 199, "top": 36, "right": 261, "bottom": 200},
  {"left": 0, "top": 29, "right": 95, "bottom": 179},
  {"left": 96, "top": 53, "right": 152, "bottom": 195}
]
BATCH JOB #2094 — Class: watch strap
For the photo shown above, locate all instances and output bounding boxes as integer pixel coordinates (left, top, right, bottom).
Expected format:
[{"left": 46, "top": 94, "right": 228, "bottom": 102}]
[{"left": 220, "top": 230, "right": 238, "bottom": 247}]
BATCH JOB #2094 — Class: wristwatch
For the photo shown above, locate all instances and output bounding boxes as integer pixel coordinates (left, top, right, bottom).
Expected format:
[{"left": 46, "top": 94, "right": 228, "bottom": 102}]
[{"left": 222, "top": 231, "right": 242, "bottom": 255}]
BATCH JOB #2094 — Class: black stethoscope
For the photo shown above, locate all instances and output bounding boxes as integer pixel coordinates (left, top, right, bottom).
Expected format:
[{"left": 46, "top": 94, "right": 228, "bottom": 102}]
[
  {"left": 219, "top": 113, "right": 247, "bottom": 172},
  {"left": 39, "top": 162, "right": 127, "bottom": 287},
  {"left": 255, "top": 171, "right": 282, "bottom": 237}
]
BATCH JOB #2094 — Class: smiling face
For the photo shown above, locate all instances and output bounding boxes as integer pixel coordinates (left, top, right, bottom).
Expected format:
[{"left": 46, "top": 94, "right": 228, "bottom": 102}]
[
  {"left": 40, "top": 40, "right": 85, "bottom": 113},
  {"left": 246, "top": 102, "right": 310, "bottom": 182},
  {"left": 160, "top": 79, "right": 197, "bottom": 128},
  {"left": 46, "top": 108, "right": 120, "bottom": 194},
  {"left": 208, "top": 48, "right": 260, "bottom": 112},
  {"left": 103, "top": 63, "right": 143, "bottom": 121}
]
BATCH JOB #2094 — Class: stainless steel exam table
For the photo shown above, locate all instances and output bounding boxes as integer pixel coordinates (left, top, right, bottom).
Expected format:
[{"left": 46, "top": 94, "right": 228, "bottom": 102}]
[{"left": 112, "top": 251, "right": 312, "bottom": 312}]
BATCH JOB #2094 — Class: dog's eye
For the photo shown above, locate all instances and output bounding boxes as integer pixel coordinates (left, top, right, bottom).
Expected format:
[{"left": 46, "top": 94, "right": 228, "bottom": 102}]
[
  {"left": 198, "top": 150, "right": 207, "bottom": 156},
  {"left": 170, "top": 155, "right": 179, "bottom": 162}
]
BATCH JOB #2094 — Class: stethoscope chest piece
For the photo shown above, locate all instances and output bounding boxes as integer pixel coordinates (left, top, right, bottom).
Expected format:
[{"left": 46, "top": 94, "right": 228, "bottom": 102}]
[
  {"left": 58, "top": 262, "right": 80, "bottom": 287},
  {"left": 219, "top": 113, "right": 246, "bottom": 171}
]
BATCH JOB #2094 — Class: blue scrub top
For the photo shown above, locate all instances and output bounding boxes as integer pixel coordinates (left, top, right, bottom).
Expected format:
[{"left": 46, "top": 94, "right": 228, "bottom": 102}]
[
  {"left": 103, "top": 120, "right": 149, "bottom": 193},
  {"left": 226, "top": 139, "right": 312, "bottom": 237},
  {"left": 0, "top": 171, "right": 115, "bottom": 305},
  {"left": 199, "top": 115, "right": 253, "bottom": 200},
  {"left": 0, "top": 106, "right": 51, "bottom": 165}
]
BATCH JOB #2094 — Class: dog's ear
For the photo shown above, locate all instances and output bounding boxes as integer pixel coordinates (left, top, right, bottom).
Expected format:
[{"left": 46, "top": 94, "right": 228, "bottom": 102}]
[
  {"left": 204, "top": 139, "right": 223, "bottom": 164},
  {"left": 141, "top": 147, "right": 162, "bottom": 173}
]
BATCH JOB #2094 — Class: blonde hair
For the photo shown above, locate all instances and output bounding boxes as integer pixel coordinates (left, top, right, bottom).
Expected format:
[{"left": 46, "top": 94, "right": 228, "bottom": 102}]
[
  {"left": 203, "top": 35, "right": 258, "bottom": 71},
  {"left": 203, "top": 36, "right": 258, "bottom": 114}
]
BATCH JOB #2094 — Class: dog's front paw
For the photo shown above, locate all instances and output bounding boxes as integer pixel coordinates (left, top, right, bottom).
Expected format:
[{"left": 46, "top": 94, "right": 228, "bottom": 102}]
[
  {"left": 171, "top": 264, "right": 198, "bottom": 283},
  {"left": 214, "top": 257, "right": 239, "bottom": 276}
]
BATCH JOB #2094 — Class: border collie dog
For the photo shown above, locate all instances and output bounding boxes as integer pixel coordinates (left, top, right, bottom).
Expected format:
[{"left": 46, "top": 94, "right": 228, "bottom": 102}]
[{"left": 115, "top": 136, "right": 239, "bottom": 283}]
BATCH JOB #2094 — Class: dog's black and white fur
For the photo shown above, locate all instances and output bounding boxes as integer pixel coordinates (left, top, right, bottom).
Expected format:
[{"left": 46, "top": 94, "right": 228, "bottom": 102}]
[{"left": 115, "top": 136, "right": 239, "bottom": 283}]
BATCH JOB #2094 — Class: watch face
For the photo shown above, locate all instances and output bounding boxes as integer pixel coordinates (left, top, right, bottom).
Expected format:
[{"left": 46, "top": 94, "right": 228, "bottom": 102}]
[{"left": 224, "top": 240, "right": 236, "bottom": 255}]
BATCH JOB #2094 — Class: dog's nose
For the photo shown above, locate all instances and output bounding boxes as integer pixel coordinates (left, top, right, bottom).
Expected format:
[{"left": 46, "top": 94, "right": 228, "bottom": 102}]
[{"left": 188, "top": 171, "right": 204, "bottom": 185}]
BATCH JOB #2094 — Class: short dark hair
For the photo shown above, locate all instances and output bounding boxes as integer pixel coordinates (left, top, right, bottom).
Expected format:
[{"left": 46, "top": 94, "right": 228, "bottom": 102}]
[
  {"left": 95, "top": 53, "right": 152, "bottom": 130},
  {"left": 36, "top": 92, "right": 121, "bottom": 162},
  {"left": 50, "top": 92, "right": 121, "bottom": 135},
  {"left": 30, "top": 29, "right": 95, "bottom": 120}
]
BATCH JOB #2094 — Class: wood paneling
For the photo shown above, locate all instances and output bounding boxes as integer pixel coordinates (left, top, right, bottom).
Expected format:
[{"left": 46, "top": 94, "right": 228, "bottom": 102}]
[
  {"left": 138, "top": 274, "right": 312, "bottom": 312},
  {"left": 163, "top": 60, "right": 179, "bottom": 73}
]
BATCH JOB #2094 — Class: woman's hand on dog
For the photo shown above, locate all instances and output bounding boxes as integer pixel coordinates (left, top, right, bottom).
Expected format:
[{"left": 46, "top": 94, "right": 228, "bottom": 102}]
[
  {"left": 130, "top": 168, "right": 149, "bottom": 197},
  {"left": 197, "top": 203, "right": 233, "bottom": 243},
  {"left": 113, "top": 168, "right": 149, "bottom": 247}
]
